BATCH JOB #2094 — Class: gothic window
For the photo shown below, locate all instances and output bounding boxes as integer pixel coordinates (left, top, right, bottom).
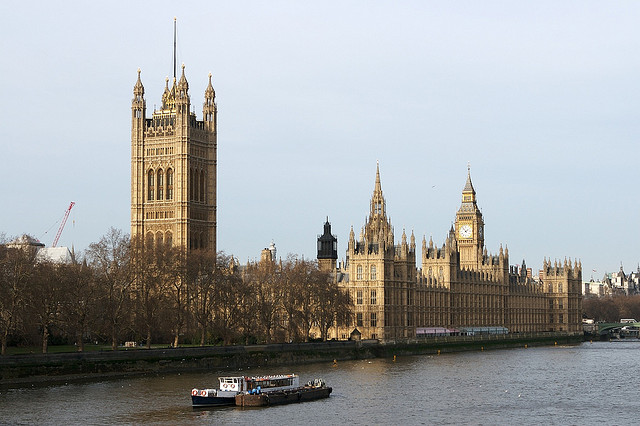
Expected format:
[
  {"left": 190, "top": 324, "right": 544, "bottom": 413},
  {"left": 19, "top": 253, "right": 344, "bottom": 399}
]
[
  {"left": 370, "top": 265, "right": 377, "bottom": 280},
  {"left": 156, "top": 231, "right": 163, "bottom": 246},
  {"left": 370, "top": 312, "right": 377, "bottom": 327},
  {"left": 374, "top": 202, "right": 382, "bottom": 215},
  {"left": 166, "top": 169, "right": 173, "bottom": 200},
  {"left": 165, "top": 231, "right": 173, "bottom": 247},
  {"left": 558, "top": 284, "right": 563, "bottom": 292},
  {"left": 200, "top": 170, "right": 205, "bottom": 202},
  {"left": 370, "top": 290, "right": 377, "bottom": 305},
  {"left": 357, "top": 265, "right": 363, "bottom": 280},
  {"left": 189, "top": 169, "right": 194, "bottom": 200},
  {"left": 357, "top": 290, "right": 363, "bottom": 305},
  {"left": 439, "top": 267, "right": 444, "bottom": 279},
  {"left": 147, "top": 170, "right": 154, "bottom": 201},
  {"left": 356, "top": 312, "right": 363, "bottom": 327},
  {"left": 146, "top": 232, "right": 154, "bottom": 247},
  {"left": 157, "top": 169, "right": 164, "bottom": 200}
]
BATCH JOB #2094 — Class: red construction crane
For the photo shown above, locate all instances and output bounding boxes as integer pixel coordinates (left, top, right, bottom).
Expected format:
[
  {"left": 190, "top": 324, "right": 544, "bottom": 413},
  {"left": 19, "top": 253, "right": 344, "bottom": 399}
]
[{"left": 52, "top": 202, "right": 75, "bottom": 247}]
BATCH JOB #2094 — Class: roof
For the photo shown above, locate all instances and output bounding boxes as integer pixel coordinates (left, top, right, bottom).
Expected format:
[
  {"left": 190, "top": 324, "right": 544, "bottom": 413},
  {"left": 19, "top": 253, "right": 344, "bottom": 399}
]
[{"left": 35, "top": 247, "right": 73, "bottom": 264}]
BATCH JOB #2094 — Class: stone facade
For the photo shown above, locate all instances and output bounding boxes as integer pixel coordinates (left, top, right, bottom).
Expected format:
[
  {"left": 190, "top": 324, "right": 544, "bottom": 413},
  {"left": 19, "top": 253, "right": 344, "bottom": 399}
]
[
  {"left": 330, "top": 164, "right": 582, "bottom": 341},
  {"left": 130, "top": 66, "right": 217, "bottom": 252}
]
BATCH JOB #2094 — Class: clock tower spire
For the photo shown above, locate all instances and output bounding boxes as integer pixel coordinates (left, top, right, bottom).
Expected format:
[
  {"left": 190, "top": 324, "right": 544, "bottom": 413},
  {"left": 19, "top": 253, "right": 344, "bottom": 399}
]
[{"left": 455, "top": 166, "right": 484, "bottom": 268}]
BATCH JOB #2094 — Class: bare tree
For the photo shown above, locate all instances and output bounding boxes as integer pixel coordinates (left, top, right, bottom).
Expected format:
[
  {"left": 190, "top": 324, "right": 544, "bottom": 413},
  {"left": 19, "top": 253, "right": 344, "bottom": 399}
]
[
  {"left": 245, "top": 259, "right": 282, "bottom": 343},
  {"left": 211, "top": 253, "right": 244, "bottom": 345},
  {"left": 316, "top": 281, "right": 352, "bottom": 341},
  {"left": 58, "top": 260, "right": 97, "bottom": 351},
  {"left": 24, "top": 260, "right": 63, "bottom": 353},
  {"left": 86, "top": 228, "right": 133, "bottom": 350},
  {"left": 186, "top": 249, "right": 217, "bottom": 346},
  {"left": 131, "top": 236, "right": 180, "bottom": 348},
  {"left": 0, "top": 244, "right": 35, "bottom": 355}
]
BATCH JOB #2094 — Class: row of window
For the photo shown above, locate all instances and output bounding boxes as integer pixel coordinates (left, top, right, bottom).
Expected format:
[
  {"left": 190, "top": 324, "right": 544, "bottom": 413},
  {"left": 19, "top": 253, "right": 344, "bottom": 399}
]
[
  {"left": 355, "top": 312, "right": 377, "bottom": 328},
  {"left": 147, "top": 168, "right": 174, "bottom": 201},
  {"left": 356, "top": 289, "right": 377, "bottom": 305},
  {"left": 189, "top": 168, "right": 207, "bottom": 202},
  {"left": 356, "top": 265, "right": 377, "bottom": 280},
  {"left": 146, "top": 231, "right": 173, "bottom": 247},
  {"left": 145, "top": 211, "right": 175, "bottom": 220},
  {"left": 189, "top": 231, "right": 209, "bottom": 250},
  {"left": 146, "top": 147, "right": 174, "bottom": 156}
]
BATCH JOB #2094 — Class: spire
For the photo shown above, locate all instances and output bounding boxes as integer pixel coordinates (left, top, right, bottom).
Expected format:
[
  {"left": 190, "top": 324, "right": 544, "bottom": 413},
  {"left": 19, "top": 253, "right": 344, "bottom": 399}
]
[
  {"left": 133, "top": 68, "right": 144, "bottom": 96},
  {"left": 205, "top": 72, "right": 215, "bottom": 99},
  {"left": 463, "top": 164, "right": 475, "bottom": 194},
  {"left": 370, "top": 161, "right": 386, "bottom": 218},
  {"left": 177, "top": 63, "right": 189, "bottom": 92}
]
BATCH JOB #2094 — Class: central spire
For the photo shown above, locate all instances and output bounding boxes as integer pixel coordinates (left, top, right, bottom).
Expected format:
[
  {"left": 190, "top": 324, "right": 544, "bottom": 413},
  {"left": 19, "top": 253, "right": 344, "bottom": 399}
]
[{"left": 370, "top": 161, "right": 385, "bottom": 218}]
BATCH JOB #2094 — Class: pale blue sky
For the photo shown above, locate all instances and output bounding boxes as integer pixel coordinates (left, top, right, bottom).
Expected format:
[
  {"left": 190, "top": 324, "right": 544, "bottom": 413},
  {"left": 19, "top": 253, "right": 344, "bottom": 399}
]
[{"left": 1, "top": 1, "right": 639, "bottom": 279}]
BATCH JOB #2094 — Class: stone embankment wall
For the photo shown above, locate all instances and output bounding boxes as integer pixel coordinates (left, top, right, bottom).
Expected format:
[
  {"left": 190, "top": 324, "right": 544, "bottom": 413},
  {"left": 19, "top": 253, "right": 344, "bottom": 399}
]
[{"left": 0, "top": 333, "right": 583, "bottom": 387}]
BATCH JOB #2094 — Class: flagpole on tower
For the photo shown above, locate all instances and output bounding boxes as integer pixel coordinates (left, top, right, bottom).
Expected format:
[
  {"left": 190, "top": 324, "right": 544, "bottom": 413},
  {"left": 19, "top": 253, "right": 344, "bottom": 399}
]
[{"left": 173, "top": 17, "right": 177, "bottom": 81}]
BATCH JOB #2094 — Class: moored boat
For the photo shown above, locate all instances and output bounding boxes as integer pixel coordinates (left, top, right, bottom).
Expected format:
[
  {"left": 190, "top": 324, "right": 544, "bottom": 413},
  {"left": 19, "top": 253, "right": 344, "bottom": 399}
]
[
  {"left": 235, "top": 379, "right": 332, "bottom": 407},
  {"left": 191, "top": 376, "right": 245, "bottom": 407},
  {"left": 192, "top": 373, "right": 305, "bottom": 408}
]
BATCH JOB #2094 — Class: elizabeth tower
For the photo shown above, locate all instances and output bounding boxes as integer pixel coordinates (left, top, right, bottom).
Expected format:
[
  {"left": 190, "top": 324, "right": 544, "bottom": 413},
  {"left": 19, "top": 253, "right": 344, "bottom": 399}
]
[{"left": 130, "top": 65, "right": 217, "bottom": 252}]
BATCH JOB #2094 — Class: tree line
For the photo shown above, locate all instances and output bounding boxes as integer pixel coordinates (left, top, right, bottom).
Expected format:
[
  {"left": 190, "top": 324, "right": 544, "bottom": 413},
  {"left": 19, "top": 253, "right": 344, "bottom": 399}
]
[
  {"left": 0, "top": 228, "right": 352, "bottom": 355},
  {"left": 582, "top": 294, "right": 640, "bottom": 323}
]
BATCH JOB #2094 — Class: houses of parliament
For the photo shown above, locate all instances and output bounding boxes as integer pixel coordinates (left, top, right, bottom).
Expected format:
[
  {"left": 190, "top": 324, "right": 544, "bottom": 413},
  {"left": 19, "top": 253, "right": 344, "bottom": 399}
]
[
  {"left": 318, "top": 164, "right": 583, "bottom": 341},
  {"left": 130, "top": 60, "right": 581, "bottom": 343}
]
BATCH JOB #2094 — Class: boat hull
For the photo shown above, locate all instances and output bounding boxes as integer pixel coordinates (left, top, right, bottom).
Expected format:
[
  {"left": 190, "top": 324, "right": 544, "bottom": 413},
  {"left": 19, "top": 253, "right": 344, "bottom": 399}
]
[
  {"left": 191, "top": 395, "right": 236, "bottom": 408},
  {"left": 235, "top": 386, "right": 332, "bottom": 407}
]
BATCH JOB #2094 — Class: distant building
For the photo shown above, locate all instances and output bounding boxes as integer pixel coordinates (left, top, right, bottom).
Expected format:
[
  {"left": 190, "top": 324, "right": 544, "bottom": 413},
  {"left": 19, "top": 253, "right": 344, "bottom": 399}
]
[
  {"left": 584, "top": 265, "right": 640, "bottom": 297},
  {"left": 6, "top": 234, "right": 74, "bottom": 264},
  {"left": 130, "top": 64, "right": 217, "bottom": 252},
  {"left": 323, "top": 164, "right": 583, "bottom": 341}
]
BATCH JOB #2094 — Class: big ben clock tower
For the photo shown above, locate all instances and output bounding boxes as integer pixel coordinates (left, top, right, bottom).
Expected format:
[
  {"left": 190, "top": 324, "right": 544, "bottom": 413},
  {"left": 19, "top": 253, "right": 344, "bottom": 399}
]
[{"left": 455, "top": 167, "right": 484, "bottom": 268}]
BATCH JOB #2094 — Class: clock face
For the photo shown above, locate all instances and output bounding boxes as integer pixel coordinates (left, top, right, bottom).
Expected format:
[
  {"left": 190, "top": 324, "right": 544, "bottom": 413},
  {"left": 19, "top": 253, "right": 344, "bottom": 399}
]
[{"left": 459, "top": 224, "right": 472, "bottom": 239}]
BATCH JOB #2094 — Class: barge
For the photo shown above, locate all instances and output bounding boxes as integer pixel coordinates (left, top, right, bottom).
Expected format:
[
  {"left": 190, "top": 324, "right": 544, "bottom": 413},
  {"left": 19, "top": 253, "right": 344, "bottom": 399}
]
[
  {"left": 235, "top": 379, "right": 332, "bottom": 407},
  {"left": 192, "top": 374, "right": 331, "bottom": 408}
]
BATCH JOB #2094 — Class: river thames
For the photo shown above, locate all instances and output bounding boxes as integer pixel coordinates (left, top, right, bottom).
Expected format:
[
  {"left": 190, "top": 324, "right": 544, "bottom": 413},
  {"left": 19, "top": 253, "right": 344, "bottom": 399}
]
[{"left": 0, "top": 341, "right": 636, "bottom": 425}]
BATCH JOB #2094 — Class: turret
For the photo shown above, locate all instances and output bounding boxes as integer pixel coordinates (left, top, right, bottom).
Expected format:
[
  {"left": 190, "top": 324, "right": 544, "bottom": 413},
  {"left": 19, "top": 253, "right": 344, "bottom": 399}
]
[
  {"left": 132, "top": 69, "right": 145, "bottom": 124},
  {"left": 317, "top": 218, "right": 338, "bottom": 272},
  {"left": 203, "top": 72, "right": 217, "bottom": 132},
  {"left": 410, "top": 230, "right": 416, "bottom": 252},
  {"left": 175, "top": 64, "right": 190, "bottom": 119}
]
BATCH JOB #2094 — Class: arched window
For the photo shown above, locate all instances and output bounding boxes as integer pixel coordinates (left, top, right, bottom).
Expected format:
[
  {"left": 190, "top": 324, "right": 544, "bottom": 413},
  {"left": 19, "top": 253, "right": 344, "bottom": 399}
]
[
  {"left": 357, "top": 265, "right": 363, "bottom": 280},
  {"left": 156, "top": 231, "right": 163, "bottom": 246},
  {"left": 165, "top": 231, "right": 173, "bottom": 247},
  {"left": 200, "top": 170, "right": 205, "bottom": 202},
  {"left": 147, "top": 170, "right": 154, "bottom": 201},
  {"left": 157, "top": 169, "right": 164, "bottom": 201},
  {"left": 166, "top": 169, "right": 173, "bottom": 200},
  {"left": 370, "top": 265, "right": 377, "bottom": 280},
  {"left": 189, "top": 168, "right": 194, "bottom": 201},
  {"left": 146, "top": 232, "right": 154, "bottom": 247}
]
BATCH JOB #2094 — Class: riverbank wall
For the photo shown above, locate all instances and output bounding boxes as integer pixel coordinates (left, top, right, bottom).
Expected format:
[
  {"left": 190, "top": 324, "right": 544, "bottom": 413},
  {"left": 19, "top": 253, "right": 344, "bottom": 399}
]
[{"left": 0, "top": 332, "right": 583, "bottom": 387}]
